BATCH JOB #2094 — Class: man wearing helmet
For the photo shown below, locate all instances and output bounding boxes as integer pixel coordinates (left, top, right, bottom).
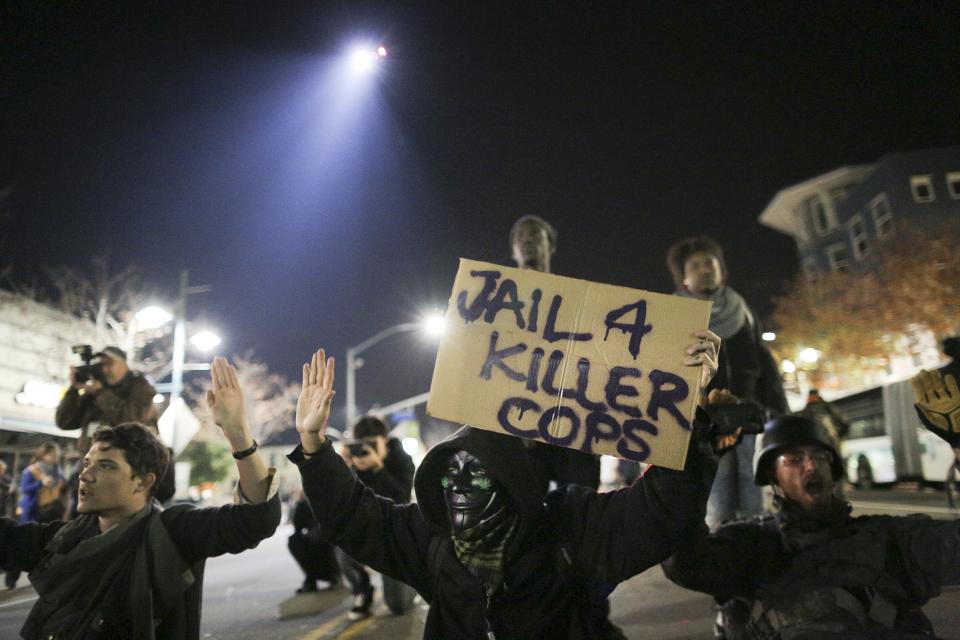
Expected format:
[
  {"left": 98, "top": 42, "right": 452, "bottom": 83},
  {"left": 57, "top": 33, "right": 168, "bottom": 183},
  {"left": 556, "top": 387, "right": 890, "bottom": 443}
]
[{"left": 663, "top": 370, "right": 960, "bottom": 639}]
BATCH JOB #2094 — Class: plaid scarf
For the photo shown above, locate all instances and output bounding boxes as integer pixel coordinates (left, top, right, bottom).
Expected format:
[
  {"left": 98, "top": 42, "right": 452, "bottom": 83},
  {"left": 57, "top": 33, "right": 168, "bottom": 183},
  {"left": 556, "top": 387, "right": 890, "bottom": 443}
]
[{"left": 451, "top": 513, "right": 518, "bottom": 597}]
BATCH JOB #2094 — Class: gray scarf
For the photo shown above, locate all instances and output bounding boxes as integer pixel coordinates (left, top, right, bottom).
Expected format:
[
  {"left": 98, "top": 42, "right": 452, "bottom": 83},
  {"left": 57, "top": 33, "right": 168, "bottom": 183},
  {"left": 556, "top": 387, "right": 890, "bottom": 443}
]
[{"left": 676, "top": 285, "right": 751, "bottom": 340}]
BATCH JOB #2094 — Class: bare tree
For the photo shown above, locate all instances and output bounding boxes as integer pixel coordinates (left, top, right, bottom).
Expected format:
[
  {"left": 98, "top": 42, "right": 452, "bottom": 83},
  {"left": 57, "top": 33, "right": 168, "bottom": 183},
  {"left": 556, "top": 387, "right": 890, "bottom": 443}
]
[{"left": 189, "top": 352, "right": 298, "bottom": 445}]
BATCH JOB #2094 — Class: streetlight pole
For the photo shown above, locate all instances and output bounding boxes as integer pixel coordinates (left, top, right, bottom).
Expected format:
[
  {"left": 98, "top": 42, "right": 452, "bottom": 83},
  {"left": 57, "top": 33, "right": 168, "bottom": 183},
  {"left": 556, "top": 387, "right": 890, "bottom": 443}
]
[
  {"left": 345, "top": 322, "right": 421, "bottom": 427},
  {"left": 170, "top": 269, "right": 212, "bottom": 403}
]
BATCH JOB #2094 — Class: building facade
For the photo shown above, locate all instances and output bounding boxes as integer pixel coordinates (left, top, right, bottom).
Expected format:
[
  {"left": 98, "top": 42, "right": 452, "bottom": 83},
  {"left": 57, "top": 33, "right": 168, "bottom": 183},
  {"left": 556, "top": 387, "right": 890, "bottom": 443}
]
[{"left": 759, "top": 146, "right": 960, "bottom": 274}]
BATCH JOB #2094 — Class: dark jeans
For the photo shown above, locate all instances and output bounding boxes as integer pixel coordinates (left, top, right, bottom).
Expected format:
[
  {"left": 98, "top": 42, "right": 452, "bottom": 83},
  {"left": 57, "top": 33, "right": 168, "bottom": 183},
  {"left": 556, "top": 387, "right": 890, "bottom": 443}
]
[
  {"left": 335, "top": 547, "right": 417, "bottom": 615},
  {"left": 288, "top": 532, "right": 340, "bottom": 584}
]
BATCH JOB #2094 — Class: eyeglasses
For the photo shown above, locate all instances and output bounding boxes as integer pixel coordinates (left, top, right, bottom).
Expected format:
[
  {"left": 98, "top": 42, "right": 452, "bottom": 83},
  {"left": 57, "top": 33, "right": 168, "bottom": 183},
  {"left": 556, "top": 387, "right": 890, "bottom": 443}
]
[{"left": 777, "top": 449, "right": 833, "bottom": 467}]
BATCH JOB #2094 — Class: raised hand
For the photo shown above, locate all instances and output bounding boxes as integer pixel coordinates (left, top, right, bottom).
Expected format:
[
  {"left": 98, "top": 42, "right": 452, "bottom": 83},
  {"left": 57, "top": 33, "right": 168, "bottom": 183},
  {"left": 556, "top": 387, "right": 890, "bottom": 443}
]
[
  {"left": 911, "top": 369, "right": 960, "bottom": 446},
  {"left": 206, "top": 357, "right": 252, "bottom": 448},
  {"left": 296, "top": 348, "right": 336, "bottom": 451},
  {"left": 684, "top": 329, "right": 721, "bottom": 406}
]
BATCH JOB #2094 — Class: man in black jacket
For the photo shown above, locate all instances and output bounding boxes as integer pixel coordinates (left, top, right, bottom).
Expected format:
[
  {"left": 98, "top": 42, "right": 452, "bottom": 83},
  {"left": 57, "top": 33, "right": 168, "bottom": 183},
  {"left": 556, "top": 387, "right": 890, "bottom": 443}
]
[
  {"left": 0, "top": 357, "right": 281, "bottom": 639},
  {"left": 662, "top": 370, "right": 960, "bottom": 639},
  {"left": 290, "top": 330, "right": 730, "bottom": 639},
  {"left": 337, "top": 415, "right": 417, "bottom": 619},
  {"left": 509, "top": 214, "right": 601, "bottom": 492}
]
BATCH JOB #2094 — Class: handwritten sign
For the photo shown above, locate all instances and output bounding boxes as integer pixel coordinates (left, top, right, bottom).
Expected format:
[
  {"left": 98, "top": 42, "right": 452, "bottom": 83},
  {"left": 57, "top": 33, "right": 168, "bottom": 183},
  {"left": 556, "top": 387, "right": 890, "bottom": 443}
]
[{"left": 427, "top": 259, "right": 712, "bottom": 470}]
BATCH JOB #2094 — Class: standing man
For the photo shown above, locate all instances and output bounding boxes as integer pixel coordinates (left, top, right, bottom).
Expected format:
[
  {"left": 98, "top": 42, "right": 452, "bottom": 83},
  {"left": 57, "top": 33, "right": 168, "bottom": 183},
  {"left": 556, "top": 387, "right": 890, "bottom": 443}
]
[
  {"left": 56, "top": 346, "right": 157, "bottom": 435},
  {"left": 56, "top": 346, "right": 174, "bottom": 503},
  {"left": 337, "top": 416, "right": 417, "bottom": 620},
  {"left": 667, "top": 236, "right": 787, "bottom": 529},
  {"left": 509, "top": 214, "right": 601, "bottom": 491},
  {"left": 0, "top": 357, "right": 280, "bottom": 639}
]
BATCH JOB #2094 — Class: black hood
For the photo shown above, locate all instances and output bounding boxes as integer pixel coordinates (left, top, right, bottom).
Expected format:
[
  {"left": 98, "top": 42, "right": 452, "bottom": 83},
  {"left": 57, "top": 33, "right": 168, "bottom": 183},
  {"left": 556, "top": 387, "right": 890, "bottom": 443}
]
[{"left": 415, "top": 426, "right": 545, "bottom": 542}]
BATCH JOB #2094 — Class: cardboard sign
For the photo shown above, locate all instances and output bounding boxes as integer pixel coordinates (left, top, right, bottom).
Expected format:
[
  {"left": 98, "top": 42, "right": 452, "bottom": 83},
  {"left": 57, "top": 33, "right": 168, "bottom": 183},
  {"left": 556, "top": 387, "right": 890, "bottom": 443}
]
[{"left": 427, "top": 259, "right": 712, "bottom": 470}]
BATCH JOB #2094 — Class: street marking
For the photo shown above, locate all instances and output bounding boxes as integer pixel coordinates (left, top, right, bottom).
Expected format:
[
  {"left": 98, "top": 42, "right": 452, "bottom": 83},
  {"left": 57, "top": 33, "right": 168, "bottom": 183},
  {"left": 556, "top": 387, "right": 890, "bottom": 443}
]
[
  {"left": 297, "top": 612, "right": 380, "bottom": 640},
  {"left": 336, "top": 617, "right": 377, "bottom": 639},
  {"left": 0, "top": 595, "right": 38, "bottom": 609},
  {"left": 297, "top": 611, "right": 349, "bottom": 640}
]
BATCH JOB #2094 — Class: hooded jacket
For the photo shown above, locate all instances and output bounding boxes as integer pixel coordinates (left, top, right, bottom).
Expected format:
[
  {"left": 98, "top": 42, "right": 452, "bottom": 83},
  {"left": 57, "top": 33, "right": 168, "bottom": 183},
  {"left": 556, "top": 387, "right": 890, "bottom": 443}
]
[{"left": 292, "top": 419, "right": 718, "bottom": 640}]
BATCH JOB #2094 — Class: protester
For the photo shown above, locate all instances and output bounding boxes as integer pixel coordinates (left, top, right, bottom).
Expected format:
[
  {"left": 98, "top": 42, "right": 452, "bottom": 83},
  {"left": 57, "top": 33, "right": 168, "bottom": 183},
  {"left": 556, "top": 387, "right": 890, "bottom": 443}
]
[
  {"left": 0, "top": 460, "right": 11, "bottom": 517},
  {"left": 662, "top": 369, "right": 960, "bottom": 640},
  {"left": 289, "top": 329, "right": 736, "bottom": 639},
  {"left": 55, "top": 346, "right": 175, "bottom": 504},
  {"left": 509, "top": 214, "right": 601, "bottom": 491},
  {"left": 0, "top": 357, "right": 280, "bottom": 639},
  {"left": 16, "top": 443, "right": 65, "bottom": 524},
  {"left": 667, "top": 236, "right": 788, "bottom": 529},
  {"left": 288, "top": 489, "right": 341, "bottom": 594},
  {"left": 939, "top": 335, "right": 960, "bottom": 383},
  {"left": 797, "top": 388, "right": 850, "bottom": 448},
  {"left": 337, "top": 415, "right": 417, "bottom": 619}
]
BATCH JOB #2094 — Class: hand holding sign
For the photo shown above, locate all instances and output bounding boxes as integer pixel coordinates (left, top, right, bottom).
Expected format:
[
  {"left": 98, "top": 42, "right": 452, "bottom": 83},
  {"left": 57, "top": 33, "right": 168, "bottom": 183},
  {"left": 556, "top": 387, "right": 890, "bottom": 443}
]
[
  {"left": 296, "top": 348, "right": 336, "bottom": 454},
  {"left": 684, "top": 330, "right": 720, "bottom": 404}
]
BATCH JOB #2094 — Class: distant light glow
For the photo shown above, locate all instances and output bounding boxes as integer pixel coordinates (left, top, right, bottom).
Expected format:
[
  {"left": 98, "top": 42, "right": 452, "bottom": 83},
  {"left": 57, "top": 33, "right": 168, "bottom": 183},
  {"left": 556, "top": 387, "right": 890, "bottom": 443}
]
[
  {"left": 377, "top": 46, "right": 387, "bottom": 58},
  {"left": 761, "top": 331, "right": 776, "bottom": 342},
  {"left": 422, "top": 312, "right": 446, "bottom": 338},
  {"left": 401, "top": 437, "right": 420, "bottom": 457},
  {"left": 135, "top": 305, "right": 173, "bottom": 329},
  {"left": 349, "top": 45, "right": 380, "bottom": 72},
  {"left": 798, "top": 347, "right": 821, "bottom": 364},
  {"left": 781, "top": 359, "right": 796, "bottom": 373},
  {"left": 153, "top": 393, "right": 166, "bottom": 404},
  {"left": 190, "top": 330, "right": 222, "bottom": 352}
]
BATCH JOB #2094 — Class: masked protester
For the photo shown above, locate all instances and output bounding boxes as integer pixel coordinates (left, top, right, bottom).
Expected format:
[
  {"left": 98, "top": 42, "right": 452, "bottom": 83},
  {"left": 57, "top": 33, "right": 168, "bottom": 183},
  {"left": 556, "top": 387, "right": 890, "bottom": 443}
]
[
  {"left": 662, "top": 369, "right": 960, "bottom": 640},
  {"left": 289, "top": 330, "right": 735, "bottom": 639}
]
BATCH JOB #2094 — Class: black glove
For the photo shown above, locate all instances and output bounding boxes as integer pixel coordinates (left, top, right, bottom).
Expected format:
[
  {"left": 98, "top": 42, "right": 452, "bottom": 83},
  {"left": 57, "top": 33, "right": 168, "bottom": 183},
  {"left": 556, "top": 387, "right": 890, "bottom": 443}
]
[{"left": 911, "top": 370, "right": 960, "bottom": 448}]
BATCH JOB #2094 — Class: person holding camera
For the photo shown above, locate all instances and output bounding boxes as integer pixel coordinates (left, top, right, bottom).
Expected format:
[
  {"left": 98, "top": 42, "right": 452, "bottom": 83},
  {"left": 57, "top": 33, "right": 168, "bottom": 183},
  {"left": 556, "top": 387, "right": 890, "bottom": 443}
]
[
  {"left": 337, "top": 415, "right": 417, "bottom": 620},
  {"left": 56, "top": 346, "right": 158, "bottom": 436},
  {"left": 56, "top": 346, "right": 175, "bottom": 504}
]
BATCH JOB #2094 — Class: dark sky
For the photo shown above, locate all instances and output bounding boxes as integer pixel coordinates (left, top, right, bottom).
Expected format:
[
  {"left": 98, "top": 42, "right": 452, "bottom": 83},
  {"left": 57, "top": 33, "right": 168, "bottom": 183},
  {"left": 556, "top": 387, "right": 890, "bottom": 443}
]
[{"left": 3, "top": 2, "right": 959, "bottom": 425}]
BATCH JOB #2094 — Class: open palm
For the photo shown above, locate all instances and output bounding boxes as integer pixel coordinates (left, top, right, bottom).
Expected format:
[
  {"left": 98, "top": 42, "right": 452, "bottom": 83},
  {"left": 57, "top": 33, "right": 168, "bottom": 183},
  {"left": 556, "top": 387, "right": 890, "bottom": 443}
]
[{"left": 296, "top": 348, "right": 336, "bottom": 439}]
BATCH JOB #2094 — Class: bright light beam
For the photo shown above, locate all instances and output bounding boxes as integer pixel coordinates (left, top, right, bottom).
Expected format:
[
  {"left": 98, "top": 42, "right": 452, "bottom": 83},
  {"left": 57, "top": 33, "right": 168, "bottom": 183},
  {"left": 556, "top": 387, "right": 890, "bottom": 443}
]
[
  {"left": 190, "top": 330, "right": 222, "bottom": 352},
  {"left": 135, "top": 305, "right": 173, "bottom": 330}
]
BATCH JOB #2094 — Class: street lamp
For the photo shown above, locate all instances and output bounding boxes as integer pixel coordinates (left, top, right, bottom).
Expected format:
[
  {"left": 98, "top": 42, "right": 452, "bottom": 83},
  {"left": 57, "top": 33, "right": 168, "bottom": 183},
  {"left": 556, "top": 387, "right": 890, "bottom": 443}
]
[{"left": 345, "top": 311, "right": 445, "bottom": 427}]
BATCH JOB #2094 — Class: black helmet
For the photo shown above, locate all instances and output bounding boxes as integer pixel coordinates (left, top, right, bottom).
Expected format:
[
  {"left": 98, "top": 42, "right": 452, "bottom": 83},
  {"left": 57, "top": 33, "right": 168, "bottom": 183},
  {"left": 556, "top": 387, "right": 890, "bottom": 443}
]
[{"left": 754, "top": 415, "right": 844, "bottom": 486}]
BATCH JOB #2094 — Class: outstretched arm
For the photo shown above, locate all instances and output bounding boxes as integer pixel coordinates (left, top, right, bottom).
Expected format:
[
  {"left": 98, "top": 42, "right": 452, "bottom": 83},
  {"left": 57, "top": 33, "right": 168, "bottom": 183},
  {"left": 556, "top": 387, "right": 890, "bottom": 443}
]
[
  {"left": 291, "top": 349, "right": 434, "bottom": 595},
  {"left": 206, "top": 357, "right": 272, "bottom": 503},
  {"left": 551, "top": 331, "right": 731, "bottom": 583}
]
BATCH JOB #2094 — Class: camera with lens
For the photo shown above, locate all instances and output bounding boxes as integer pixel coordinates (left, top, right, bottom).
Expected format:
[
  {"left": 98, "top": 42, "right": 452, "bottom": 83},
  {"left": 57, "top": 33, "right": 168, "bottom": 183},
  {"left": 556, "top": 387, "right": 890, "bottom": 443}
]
[
  {"left": 346, "top": 441, "right": 372, "bottom": 458},
  {"left": 71, "top": 345, "right": 106, "bottom": 384}
]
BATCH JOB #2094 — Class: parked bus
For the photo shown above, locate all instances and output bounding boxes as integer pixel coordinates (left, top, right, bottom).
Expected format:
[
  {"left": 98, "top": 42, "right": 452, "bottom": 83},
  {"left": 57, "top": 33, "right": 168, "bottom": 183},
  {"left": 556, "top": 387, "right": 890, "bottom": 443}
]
[{"left": 830, "top": 379, "right": 957, "bottom": 498}]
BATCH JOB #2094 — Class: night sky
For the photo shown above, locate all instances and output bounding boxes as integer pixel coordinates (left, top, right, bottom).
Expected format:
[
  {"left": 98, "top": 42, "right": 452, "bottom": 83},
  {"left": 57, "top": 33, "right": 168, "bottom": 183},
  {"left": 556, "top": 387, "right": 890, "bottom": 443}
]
[{"left": 3, "top": 2, "right": 959, "bottom": 425}]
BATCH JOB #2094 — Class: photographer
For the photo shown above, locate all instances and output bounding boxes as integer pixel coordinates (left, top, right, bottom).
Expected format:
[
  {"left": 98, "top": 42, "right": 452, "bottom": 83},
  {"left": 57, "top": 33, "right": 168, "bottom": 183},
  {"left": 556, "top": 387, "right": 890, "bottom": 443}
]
[
  {"left": 56, "top": 346, "right": 173, "bottom": 503},
  {"left": 337, "top": 416, "right": 417, "bottom": 620},
  {"left": 56, "top": 346, "right": 157, "bottom": 436}
]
